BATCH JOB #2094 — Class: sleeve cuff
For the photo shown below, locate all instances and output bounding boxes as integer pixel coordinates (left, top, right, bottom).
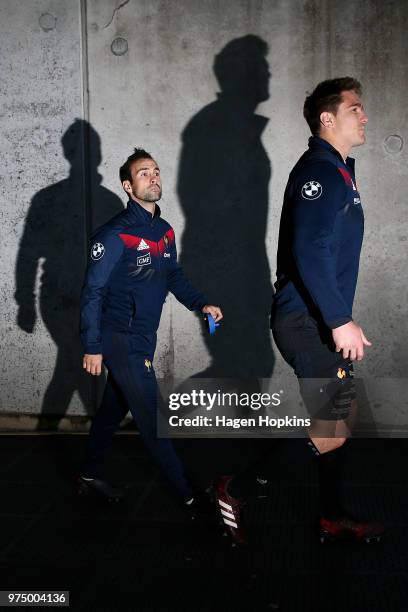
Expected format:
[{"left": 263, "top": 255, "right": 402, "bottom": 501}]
[
  {"left": 326, "top": 316, "right": 353, "bottom": 330},
  {"left": 194, "top": 297, "right": 209, "bottom": 312},
  {"left": 83, "top": 344, "right": 103, "bottom": 355}
]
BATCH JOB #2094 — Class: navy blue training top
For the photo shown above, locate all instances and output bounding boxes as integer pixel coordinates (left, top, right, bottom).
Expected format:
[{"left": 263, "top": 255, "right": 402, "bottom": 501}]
[
  {"left": 273, "top": 136, "right": 364, "bottom": 329},
  {"left": 80, "top": 199, "right": 208, "bottom": 355}
]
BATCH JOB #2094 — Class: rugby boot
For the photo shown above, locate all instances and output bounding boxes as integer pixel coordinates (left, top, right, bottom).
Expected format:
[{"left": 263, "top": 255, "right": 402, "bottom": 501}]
[
  {"left": 76, "top": 475, "right": 125, "bottom": 502},
  {"left": 319, "top": 514, "right": 384, "bottom": 543},
  {"left": 214, "top": 476, "right": 247, "bottom": 546}
]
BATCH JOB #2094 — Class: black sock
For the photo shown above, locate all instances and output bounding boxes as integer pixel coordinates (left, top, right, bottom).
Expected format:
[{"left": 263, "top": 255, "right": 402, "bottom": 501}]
[
  {"left": 317, "top": 441, "right": 347, "bottom": 520},
  {"left": 228, "top": 439, "right": 281, "bottom": 500}
]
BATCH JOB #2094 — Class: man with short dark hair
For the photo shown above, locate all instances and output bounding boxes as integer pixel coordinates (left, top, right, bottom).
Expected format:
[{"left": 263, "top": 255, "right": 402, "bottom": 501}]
[
  {"left": 215, "top": 78, "right": 383, "bottom": 545},
  {"left": 79, "top": 148, "right": 222, "bottom": 510}
]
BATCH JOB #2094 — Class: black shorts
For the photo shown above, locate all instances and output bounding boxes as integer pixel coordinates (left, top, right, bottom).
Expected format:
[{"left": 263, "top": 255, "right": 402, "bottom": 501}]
[{"left": 271, "top": 310, "right": 356, "bottom": 421}]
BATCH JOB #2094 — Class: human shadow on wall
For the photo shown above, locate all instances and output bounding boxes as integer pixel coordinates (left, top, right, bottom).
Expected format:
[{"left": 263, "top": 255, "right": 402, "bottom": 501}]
[
  {"left": 175, "top": 36, "right": 276, "bottom": 480},
  {"left": 14, "top": 119, "right": 124, "bottom": 432},
  {"left": 178, "top": 35, "right": 274, "bottom": 379}
]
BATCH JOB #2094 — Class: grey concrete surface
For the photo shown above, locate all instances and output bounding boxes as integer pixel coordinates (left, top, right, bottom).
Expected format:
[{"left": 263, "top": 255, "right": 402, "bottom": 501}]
[
  {"left": 0, "top": 0, "right": 89, "bottom": 417},
  {"left": 0, "top": 0, "right": 407, "bottom": 417}
]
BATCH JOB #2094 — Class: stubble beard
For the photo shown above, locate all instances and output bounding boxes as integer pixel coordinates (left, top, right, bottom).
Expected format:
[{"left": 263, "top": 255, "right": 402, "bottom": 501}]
[{"left": 136, "top": 187, "right": 162, "bottom": 203}]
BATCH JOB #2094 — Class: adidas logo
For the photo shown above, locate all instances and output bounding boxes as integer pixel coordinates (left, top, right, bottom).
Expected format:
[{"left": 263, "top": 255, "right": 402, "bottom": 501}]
[{"left": 137, "top": 239, "right": 150, "bottom": 251}]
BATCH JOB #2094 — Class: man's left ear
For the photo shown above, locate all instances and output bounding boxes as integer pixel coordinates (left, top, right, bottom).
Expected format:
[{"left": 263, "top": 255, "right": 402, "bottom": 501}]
[{"left": 320, "top": 111, "right": 334, "bottom": 129}]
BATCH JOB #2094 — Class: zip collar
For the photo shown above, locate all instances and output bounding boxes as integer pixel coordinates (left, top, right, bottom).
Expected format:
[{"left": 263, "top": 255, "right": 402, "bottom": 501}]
[
  {"left": 126, "top": 198, "right": 162, "bottom": 224},
  {"left": 308, "top": 136, "right": 355, "bottom": 174}
]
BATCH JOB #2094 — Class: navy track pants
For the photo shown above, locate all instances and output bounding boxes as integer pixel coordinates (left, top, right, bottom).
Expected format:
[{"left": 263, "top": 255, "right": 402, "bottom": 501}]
[{"left": 82, "top": 331, "right": 192, "bottom": 501}]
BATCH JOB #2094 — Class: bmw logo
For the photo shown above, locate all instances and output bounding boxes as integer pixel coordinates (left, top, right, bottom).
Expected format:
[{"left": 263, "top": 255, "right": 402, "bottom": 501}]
[
  {"left": 91, "top": 242, "right": 105, "bottom": 261},
  {"left": 301, "top": 181, "right": 323, "bottom": 200}
]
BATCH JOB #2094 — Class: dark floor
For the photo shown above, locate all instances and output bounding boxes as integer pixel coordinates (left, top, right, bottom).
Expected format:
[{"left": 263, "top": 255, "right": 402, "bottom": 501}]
[{"left": 0, "top": 434, "right": 407, "bottom": 611}]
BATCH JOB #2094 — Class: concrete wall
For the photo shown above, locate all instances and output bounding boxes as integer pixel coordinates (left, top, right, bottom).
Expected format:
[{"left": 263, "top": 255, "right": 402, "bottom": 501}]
[
  {"left": 0, "top": 0, "right": 90, "bottom": 418},
  {"left": 1, "top": 0, "right": 407, "bottom": 418}
]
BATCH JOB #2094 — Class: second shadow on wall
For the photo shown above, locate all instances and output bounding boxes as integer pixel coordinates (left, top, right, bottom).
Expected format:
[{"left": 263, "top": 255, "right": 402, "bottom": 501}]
[
  {"left": 177, "top": 35, "right": 275, "bottom": 379},
  {"left": 14, "top": 119, "right": 124, "bottom": 432}
]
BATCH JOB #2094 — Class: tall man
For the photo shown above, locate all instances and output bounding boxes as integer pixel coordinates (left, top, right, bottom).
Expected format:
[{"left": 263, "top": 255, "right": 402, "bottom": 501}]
[
  {"left": 215, "top": 78, "right": 383, "bottom": 545},
  {"left": 79, "top": 148, "right": 222, "bottom": 509}
]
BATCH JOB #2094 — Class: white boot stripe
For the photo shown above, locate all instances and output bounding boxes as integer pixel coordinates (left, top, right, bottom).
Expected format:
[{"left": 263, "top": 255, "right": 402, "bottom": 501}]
[
  {"left": 218, "top": 499, "right": 233, "bottom": 511},
  {"left": 223, "top": 518, "right": 238, "bottom": 528},
  {"left": 221, "top": 508, "right": 236, "bottom": 520}
]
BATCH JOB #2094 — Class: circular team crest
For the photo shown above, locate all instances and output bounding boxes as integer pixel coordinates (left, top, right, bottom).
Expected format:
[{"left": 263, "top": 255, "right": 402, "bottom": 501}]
[
  {"left": 91, "top": 242, "right": 105, "bottom": 261},
  {"left": 302, "top": 181, "right": 323, "bottom": 200}
]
